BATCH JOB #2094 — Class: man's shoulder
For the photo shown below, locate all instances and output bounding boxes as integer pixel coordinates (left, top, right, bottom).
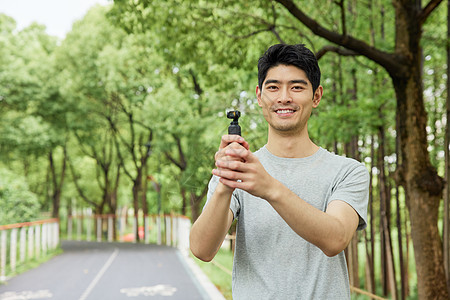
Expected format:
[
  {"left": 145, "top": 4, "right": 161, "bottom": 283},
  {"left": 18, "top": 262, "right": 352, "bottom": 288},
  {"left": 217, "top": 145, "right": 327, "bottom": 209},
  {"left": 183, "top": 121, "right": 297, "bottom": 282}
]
[
  {"left": 318, "top": 149, "right": 369, "bottom": 182},
  {"left": 320, "top": 148, "right": 365, "bottom": 167}
]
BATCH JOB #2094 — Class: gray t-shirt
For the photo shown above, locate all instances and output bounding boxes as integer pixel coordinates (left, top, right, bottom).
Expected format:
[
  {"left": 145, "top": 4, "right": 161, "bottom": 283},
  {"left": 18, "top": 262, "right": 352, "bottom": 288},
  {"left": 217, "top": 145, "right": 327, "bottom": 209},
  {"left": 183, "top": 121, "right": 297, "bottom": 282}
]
[{"left": 206, "top": 146, "right": 369, "bottom": 299}]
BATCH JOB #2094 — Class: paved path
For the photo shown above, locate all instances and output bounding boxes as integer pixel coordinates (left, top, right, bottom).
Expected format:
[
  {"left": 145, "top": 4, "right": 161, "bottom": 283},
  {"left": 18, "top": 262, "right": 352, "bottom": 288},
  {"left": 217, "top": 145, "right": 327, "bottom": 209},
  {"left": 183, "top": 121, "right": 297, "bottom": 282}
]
[{"left": 0, "top": 241, "right": 223, "bottom": 300}]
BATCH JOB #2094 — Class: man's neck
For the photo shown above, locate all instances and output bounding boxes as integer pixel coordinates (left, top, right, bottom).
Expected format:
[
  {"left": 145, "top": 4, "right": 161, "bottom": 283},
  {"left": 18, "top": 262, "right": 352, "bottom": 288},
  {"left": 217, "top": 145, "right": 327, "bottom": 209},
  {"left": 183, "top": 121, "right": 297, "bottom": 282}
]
[{"left": 266, "top": 128, "right": 319, "bottom": 158}]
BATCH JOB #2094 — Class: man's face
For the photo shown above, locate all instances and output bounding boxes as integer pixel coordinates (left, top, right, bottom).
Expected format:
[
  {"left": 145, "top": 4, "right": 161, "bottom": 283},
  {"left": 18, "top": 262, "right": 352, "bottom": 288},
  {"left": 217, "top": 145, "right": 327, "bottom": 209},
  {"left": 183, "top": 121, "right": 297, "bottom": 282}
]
[{"left": 256, "top": 64, "right": 322, "bottom": 136}]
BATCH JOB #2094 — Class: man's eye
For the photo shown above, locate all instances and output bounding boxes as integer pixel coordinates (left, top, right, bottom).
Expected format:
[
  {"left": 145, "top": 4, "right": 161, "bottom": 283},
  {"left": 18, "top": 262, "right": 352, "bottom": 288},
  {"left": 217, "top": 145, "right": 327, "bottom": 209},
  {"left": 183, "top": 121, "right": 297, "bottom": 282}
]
[
  {"left": 292, "top": 86, "right": 304, "bottom": 90},
  {"left": 267, "top": 86, "right": 278, "bottom": 90}
]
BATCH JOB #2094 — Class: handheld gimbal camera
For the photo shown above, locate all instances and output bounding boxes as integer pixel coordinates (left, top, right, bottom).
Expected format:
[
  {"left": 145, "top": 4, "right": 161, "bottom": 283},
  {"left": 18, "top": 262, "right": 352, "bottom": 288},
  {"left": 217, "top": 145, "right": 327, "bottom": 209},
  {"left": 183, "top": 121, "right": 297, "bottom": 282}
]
[{"left": 227, "top": 110, "right": 241, "bottom": 136}]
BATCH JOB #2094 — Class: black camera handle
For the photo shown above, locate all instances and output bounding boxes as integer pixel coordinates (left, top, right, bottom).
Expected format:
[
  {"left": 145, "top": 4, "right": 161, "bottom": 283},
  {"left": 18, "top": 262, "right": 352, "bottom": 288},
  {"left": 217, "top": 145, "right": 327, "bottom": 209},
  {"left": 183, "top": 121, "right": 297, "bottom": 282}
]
[{"left": 227, "top": 110, "right": 241, "bottom": 136}]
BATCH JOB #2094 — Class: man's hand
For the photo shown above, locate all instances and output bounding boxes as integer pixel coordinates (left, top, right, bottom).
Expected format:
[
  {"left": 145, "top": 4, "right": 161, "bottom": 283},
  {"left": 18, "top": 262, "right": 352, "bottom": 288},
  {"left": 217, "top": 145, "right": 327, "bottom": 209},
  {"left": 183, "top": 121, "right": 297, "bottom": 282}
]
[
  {"left": 213, "top": 143, "right": 274, "bottom": 200},
  {"left": 215, "top": 135, "right": 249, "bottom": 162},
  {"left": 214, "top": 135, "right": 250, "bottom": 191}
]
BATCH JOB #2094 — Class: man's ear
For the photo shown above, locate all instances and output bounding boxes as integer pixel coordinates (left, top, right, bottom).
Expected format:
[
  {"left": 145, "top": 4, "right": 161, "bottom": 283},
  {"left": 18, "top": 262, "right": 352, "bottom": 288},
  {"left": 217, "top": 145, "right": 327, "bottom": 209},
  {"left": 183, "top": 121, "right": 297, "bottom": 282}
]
[
  {"left": 256, "top": 85, "right": 263, "bottom": 107},
  {"left": 312, "top": 85, "right": 323, "bottom": 108}
]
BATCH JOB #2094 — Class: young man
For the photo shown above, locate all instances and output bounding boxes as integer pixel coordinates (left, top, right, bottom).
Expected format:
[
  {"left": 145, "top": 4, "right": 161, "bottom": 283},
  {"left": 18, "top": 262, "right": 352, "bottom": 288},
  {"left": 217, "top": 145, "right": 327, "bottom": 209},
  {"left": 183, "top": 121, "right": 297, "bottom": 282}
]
[{"left": 190, "top": 44, "right": 369, "bottom": 299}]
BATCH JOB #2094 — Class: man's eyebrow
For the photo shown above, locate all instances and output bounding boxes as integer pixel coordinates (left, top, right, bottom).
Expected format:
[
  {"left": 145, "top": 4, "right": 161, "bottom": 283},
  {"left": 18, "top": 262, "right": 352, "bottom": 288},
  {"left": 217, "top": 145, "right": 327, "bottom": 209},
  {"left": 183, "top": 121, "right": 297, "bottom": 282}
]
[
  {"left": 264, "top": 79, "right": 280, "bottom": 85},
  {"left": 290, "top": 79, "right": 308, "bottom": 85},
  {"left": 264, "top": 79, "right": 309, "bottom": 85}
]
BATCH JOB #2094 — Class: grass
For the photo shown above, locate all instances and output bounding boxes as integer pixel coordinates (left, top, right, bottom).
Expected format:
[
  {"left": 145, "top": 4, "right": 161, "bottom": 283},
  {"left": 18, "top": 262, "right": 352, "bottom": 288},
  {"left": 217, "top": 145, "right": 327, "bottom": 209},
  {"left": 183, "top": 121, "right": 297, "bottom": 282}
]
[
  {"left": 191, "top": 248, "right": 234, "bottom": 300},
  {"left": 0, "top": 247, "right": 62, "bottom": 285}
]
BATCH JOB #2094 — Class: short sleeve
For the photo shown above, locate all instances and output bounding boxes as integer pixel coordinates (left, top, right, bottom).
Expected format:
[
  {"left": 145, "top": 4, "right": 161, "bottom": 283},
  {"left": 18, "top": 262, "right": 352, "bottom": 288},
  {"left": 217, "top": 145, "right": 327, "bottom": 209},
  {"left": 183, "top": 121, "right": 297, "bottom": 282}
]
[{"left": 329, "top": 163, "right": 370, "bottom": 230}]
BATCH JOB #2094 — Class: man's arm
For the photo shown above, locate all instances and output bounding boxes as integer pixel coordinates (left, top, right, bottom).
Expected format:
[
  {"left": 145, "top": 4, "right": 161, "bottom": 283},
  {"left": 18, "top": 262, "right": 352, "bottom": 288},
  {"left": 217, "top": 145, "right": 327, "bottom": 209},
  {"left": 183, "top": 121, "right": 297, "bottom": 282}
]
[
  {"left": 267, "top": 183, "right": 359, "bottom": 257},
  {"left": 189, "top": 183, "right": 234, "bottom": 262},
  {"left": 213, "top": 148, "right": 363, "bottom": 257},
  {"left": 189, "top": 135, "right": 249, "bottom": 262}
]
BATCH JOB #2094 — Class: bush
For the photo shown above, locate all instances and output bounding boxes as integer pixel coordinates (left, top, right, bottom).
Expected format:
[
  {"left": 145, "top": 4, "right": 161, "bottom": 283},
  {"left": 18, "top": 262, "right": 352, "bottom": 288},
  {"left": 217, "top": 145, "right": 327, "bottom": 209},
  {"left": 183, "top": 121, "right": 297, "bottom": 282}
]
[{"left": 0, "top": 168, "right": 40, "bottom": 225}]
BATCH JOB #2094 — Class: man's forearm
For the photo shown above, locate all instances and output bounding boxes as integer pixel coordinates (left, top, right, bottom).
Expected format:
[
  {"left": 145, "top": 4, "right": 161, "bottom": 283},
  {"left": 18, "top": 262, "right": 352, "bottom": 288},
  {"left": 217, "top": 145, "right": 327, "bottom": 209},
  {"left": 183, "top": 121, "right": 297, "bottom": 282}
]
[
  {"left": 189, "top": 182, "right": 234, "bottom": 262},
  {"left": 267, "top": 180, "right": 358, "bottom": 257}
]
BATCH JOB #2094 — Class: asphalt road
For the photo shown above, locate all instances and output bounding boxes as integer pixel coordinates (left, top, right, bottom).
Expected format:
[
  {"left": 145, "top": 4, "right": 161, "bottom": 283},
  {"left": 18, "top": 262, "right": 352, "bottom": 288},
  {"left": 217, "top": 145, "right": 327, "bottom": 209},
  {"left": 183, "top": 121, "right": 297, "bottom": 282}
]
[{"left": 0, "top": 241, "right": 216, "bottom": 300}]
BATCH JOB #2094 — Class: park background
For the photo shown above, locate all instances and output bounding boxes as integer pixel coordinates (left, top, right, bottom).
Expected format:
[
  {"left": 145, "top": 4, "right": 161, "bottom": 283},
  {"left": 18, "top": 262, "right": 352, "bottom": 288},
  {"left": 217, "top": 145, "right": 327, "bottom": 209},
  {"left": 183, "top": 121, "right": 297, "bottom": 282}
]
[{"left": 1, "top": 0, "right": 450, "bottom": 299}]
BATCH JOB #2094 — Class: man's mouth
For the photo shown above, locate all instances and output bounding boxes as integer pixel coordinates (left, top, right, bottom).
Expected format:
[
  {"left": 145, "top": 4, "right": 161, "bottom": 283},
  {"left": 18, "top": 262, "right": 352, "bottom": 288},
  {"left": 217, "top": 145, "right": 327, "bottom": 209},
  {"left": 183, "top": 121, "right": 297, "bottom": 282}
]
[
  {"left": 274, "top": 108, "right": 297, "bottom": 116},
  {"left": 276, "top": 109, "right": 295, "bottom": 114}
]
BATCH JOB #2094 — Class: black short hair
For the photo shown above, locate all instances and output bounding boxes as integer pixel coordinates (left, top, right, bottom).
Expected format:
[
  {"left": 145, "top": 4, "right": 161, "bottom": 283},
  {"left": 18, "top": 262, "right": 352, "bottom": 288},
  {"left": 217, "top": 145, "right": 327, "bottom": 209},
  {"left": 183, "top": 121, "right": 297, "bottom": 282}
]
[{"left": 258, "top": 44, "right": 321, "bottom": 93}]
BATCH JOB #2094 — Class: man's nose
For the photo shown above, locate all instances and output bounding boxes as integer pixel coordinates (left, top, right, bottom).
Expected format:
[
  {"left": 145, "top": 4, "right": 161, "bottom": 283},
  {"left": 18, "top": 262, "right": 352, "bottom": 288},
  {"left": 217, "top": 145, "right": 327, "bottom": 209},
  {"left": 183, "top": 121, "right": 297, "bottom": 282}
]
[{"left": 278, "top": 87, "right": 292, "bottom": 103}]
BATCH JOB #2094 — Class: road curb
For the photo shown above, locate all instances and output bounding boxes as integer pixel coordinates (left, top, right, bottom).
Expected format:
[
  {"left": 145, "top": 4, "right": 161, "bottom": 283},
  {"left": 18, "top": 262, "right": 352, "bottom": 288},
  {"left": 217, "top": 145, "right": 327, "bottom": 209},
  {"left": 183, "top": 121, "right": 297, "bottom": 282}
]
[{"left": 176, "top": 250, "right": 226, "bottom": 300}]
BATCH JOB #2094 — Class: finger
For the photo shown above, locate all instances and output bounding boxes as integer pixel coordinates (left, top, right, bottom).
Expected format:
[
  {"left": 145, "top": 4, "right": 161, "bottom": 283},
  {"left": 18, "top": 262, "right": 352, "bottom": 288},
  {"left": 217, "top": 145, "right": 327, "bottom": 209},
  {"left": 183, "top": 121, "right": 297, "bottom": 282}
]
[
  {"left": 230, "top": 149, "right": 258, "bottom": 163},
  {"left": 216, "top": 141, "right": 248, "bottom": 163},
  {"left": 215, "top": 159, "right": 245, "bottom": 171},
  {"left": 218, "top": 177, "right": 243, "bottom": 189},
  {"left": 240, "top": 140, "right": 250, "bottom": 150},
  {"left": 222, "top": 155, "right": 244, "bottom": 163},
  {"left": 219, "top": 135, "right": 243, "bottom": 148},
  {"left": 224, "top": 147, "right": 252, "bottom": 161},
  {"left": 219, "top": 135, "right": 249, "bottom": 150},
  {"left": 229, "top": 140, "right": 250, "bottom": 151},
  {"left": 212, "top": 168, "right": 243, "bottom": 181},
  {"left": 215, "top": 147, "right": 245, "bottom": 162}
]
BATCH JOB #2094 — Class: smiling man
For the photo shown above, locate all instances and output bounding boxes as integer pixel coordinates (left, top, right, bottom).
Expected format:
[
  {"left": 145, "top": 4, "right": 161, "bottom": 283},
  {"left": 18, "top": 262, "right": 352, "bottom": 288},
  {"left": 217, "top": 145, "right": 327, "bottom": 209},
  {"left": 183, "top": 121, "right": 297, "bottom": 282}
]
[{"left": 189, "top": 44, "right": 369, "bottom": 299}]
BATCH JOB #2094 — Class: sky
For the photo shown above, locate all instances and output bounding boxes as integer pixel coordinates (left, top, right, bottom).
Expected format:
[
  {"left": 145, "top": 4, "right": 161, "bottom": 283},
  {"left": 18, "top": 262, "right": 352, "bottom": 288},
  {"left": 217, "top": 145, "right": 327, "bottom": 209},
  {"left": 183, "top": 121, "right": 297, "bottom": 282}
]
[{"left": 0, "top": 0, "right": 111, "bottom": 39}]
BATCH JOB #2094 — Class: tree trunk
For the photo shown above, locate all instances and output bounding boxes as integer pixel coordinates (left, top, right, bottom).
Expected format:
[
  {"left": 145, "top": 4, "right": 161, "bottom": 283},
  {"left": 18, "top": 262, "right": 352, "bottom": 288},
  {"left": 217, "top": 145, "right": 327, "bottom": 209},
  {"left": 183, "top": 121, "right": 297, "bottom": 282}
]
[
  {"left": 111, "top": 164, "right": 121, "bottom": 240},
  {"left": 393, "top": 69, "right": 447, "bottom": 299},
  {"left": 378, "top": 126, "right": 397, "bottom": 299},
  {"left": 395, "top": 108, "right": 407, "bottom": 300},
  {"left": 392, "top": 6, "right": 446, "bottom": 297},
  {"left": 190, "top": 192, "right": 201, "bottom": 223},
  {"left": 365, "top": 135, "right": 375, "bottom": 294},
  {"left": 132, "top": 178, "right": 141, "bottom": 242},
  {"left": 181, "top": 187, "right": 188, "bottom": 216},
  {"left": 405, "top": 211, "right": 411, "bottom": 296},
  {"left": 344, "top": 68, "right": 360, "bottom": 288},
  {"left": 141, "top": 163, "right": 149, "bottom": 241},
  {"left": 49, "top": 146, "right": 67, "bottom": 219},
  {"left": 444, "top": 0, "right": 450, "bottom": 291}
]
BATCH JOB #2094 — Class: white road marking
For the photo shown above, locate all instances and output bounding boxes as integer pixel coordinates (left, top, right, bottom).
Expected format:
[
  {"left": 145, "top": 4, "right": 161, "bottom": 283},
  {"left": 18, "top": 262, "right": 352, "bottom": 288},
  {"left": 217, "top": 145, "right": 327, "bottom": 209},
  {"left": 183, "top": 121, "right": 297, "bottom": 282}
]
[
  {"left": 120, "top": 285, "right": 177, "bottom": 297},
  {"left": 0, "top": 289, "right": 52, "bottom": 299},
  {"left": 78, "top": 248, "right": 119, "bottom": 300}
]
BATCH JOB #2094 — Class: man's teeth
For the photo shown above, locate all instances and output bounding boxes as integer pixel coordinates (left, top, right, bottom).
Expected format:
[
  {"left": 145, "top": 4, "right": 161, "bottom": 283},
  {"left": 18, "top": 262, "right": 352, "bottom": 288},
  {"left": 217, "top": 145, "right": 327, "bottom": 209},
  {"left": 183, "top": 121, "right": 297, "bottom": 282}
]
[{"left": 277, "top": 109, "right": 294, "bottom": 113}]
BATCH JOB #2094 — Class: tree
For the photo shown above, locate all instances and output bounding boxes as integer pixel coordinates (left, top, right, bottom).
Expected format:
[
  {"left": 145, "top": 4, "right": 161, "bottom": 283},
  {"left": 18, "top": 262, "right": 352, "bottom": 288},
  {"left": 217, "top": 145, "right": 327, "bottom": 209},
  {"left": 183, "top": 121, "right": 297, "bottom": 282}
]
[
  {"left": 0, "top": 168, "right": 40, "bottom": 225},
  {"left": 109, "top": 0, "right": 272, "bottom": 221},
  {"left": 270, "top": 1, "right": 447, "bottom": 297},
  {"left": 3, "top": 2, "right": 447, "bottom": 296},
  {"left": 0, "top": 13, "right": 68, "bottom": 218},
  {"left": 53, "top": 5, "right": 129, "bottom": 220},
  {"left": 110, "top": 0, "right": 448, "bottom": 297}
]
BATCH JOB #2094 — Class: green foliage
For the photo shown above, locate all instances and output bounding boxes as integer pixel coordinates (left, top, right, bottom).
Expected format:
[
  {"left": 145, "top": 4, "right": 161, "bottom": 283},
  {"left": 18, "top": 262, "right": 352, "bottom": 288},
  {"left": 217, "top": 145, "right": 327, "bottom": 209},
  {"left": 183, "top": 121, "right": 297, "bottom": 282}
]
[
  {"left": 422, "top": 6, "right": 447, "bottom": 171},
  {"left": 0, "top": 168, "right": 40, "bottom": 225},
  {"left": 191, "top": 248, "right": 233, "bottom": 299},
  {"left": 1, "top": 0, "right": 448, "bottom": 296},
  {"left": 0, "top": 0, "right": 445, "bottom": 207}
]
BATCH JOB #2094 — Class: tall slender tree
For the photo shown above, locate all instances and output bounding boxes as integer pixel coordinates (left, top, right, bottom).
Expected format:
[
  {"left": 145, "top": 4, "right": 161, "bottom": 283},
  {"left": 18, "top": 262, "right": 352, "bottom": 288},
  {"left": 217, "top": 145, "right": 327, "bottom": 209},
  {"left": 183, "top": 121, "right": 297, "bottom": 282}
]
[{"left": 444, "top": 0, "right": 450, "bottom": 290}]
